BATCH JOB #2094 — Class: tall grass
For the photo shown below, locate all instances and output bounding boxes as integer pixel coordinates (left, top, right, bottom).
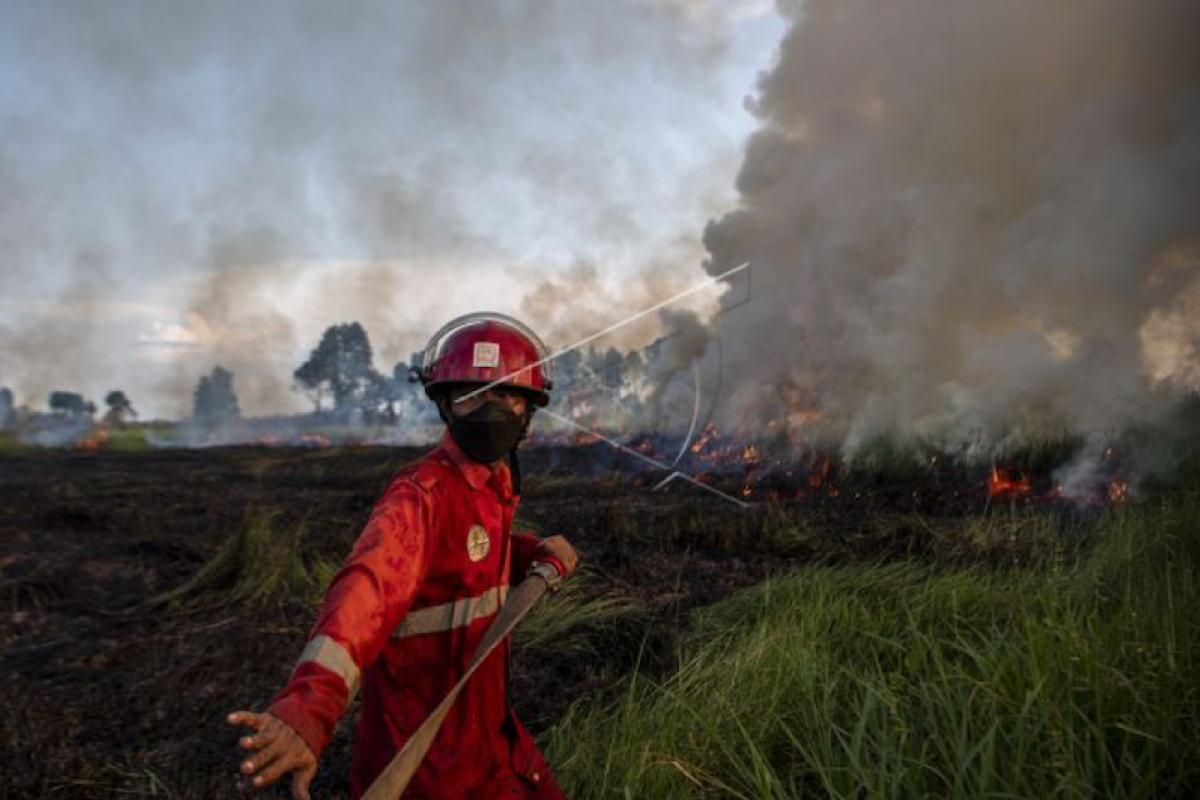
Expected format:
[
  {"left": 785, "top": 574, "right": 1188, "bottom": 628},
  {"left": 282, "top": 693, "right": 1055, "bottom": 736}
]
[
  {"left": 516, "top": 574, "right": 649, "bottom": 657},
  {"left": 547, "top": 491, "right": 1200, "bottom": 799},
  {"left": 148, "top": 510, "right": 337, "bottom": 611}
]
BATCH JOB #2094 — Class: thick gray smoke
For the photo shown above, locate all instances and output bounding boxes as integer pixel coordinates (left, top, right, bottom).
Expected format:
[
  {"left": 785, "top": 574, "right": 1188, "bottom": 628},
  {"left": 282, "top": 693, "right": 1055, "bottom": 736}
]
[
  {"left": 0, "top": 0, "right": 769, "bottom": 418},
  {"left": 701, "top": 0, "right": 1200, "bottom": 455}
]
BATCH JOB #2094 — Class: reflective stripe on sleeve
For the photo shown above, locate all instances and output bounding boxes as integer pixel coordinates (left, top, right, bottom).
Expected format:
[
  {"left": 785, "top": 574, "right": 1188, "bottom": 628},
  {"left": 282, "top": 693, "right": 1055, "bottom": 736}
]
[
  {"left": 296, "top": 634, "right": 360, "bottom": 705},
  {"left": 391, "top": 585, "right": 509, "bottom": 639}
]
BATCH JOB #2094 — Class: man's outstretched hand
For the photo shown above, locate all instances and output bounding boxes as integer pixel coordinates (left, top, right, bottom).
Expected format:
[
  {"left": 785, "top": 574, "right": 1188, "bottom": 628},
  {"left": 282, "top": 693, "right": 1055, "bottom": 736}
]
[{"left": 227, "top": 710, "right": 317, "bottom": 800}]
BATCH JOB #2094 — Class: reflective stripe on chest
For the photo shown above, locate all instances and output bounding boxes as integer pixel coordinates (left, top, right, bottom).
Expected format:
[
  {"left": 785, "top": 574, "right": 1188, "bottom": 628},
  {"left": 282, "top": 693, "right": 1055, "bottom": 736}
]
[{"left": 391, "top": 584, "right": 509, "bottom": 639}]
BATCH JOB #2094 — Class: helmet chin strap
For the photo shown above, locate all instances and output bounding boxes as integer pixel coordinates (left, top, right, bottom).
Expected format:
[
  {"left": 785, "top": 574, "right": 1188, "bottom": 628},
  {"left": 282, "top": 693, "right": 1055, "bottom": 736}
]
[
  {"left": 507, "top": 409, "right": 534, "bottom": 496},
  {"left": 507, "top": 449, "right": 521, "bottom": 496}
]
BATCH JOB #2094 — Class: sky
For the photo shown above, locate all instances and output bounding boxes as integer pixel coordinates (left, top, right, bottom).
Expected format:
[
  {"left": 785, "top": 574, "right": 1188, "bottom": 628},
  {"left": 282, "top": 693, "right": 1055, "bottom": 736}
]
[{"left": 0, "top": 0, "right": 785, "bottom": 419}]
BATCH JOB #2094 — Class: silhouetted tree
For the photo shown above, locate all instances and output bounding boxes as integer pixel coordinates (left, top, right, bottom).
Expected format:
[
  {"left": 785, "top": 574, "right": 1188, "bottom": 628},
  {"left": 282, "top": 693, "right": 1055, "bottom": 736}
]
[
  {"left": 0, "top": 387, "right": 13, "bottom": 429},
  {"left": 624, "top": 349, "right": 644, "bottom": 377},
  {"left": 593, "top": 346, "right": 625, "bottom": 390},
  {"left": 361, "top": 371, "right": 406, "bottom": 422},
  {"left": 104, "top": 390, "right": 137, "bottom": 424},
  {"left": 395, "top": 358, "right": 419, "bottom": 388},
  {"left": 49, "top": 391, "right": 95, "bottom": 417},
  {"left": 294, "top": 322, "right": 377, "bottom": 415},
  {"left": 192, "top": 367, "right": 240, "bottom": 430},
  {"left": 391, "top": 359, "right": 429, "bottom": 420},
  {"left": 623, "top": 349, "right": 646, "bottom": 400},
  {"left": 554, "top": 350, "right": 583, "bottom": 389}
]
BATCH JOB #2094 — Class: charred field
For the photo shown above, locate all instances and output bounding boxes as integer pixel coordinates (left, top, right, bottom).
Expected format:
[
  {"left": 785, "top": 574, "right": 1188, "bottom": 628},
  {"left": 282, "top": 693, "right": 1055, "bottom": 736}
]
[{"left": 2, "top": 439, "right": 1199, "bottom": 799}]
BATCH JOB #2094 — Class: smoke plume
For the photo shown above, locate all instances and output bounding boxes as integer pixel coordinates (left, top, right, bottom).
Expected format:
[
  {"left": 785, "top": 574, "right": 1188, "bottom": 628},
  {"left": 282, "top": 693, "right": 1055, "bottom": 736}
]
[
  {"left": 0, "top": 0, "right": 771, "bottom": 418},
  {"left": 701, "top": 0, "right": 1200, "bottom": 454}
]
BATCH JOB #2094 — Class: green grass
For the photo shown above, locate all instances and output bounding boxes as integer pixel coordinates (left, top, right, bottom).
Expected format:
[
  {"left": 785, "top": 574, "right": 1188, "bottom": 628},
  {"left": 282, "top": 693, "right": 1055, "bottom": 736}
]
[
  {"left": 147, "top": 509, "right": 337, "bottom": 611},
  {"left": 516, "top": 573, "right": 649, "bottom": 657},
  {"left": 546, "top": 492, "right": 1200, "bottom": 799},
  {"left": 0, "top": 423, "right": 171, "bottom": 453},
  {"left": 101, "top": 425, "right": 164, "bottom": 452},
  {"left": 0, "top": 431, "right": 33, "bottom": 454}
]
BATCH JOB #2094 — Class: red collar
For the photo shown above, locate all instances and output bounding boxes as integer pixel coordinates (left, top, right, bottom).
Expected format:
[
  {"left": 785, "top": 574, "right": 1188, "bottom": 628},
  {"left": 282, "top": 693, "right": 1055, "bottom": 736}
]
[{"left": 436, "top": 429, "right": 514, "bottom": 499}]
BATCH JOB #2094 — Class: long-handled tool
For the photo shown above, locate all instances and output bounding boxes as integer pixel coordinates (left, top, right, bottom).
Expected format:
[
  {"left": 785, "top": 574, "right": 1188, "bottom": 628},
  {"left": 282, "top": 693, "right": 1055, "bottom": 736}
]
[{"left": 361, "top": 563, "right": 562, "bottom": 800}]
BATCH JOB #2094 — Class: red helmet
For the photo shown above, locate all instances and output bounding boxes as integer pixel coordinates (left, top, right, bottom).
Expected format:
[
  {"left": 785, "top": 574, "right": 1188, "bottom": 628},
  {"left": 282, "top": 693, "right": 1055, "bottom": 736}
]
[{"left": 416, "top": 312, "right": 553, "bottom": 407}]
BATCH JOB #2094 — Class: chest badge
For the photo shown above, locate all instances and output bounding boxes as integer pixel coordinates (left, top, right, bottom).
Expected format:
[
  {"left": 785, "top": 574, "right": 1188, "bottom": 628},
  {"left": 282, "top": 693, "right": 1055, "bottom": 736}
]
[{"left": 466, "top": 524, "right": 491, "bottom": 562}]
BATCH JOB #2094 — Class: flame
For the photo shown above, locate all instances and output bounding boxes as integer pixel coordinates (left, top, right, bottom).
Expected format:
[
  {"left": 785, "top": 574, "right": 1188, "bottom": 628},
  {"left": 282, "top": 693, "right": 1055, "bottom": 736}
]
[
  {"left": 808, "top": 457, "right": 832, "bottom": 489},
  {"left": 988, "top": 466, "right": 1031, "bottom": 497},
  {"left": 690, "top": 424, "right": 718, "bottom": 455},
  {"left": 550, "top": 421, "right": 1136, "bottom": 511},
  {"left": 632, "top": 438, "right": 656, "bottom": 455}
]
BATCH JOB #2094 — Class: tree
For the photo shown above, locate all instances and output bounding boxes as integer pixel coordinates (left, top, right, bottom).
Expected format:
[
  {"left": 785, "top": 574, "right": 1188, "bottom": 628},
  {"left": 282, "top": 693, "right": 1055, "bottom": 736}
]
[
  {"left": 592, "top": 346, "right": 625, "bottom": 390},
  {"left": 389, "top": 359, "right": 429, "bottom": 421},
  {"left": 623, "top": 348, "right": 646, "bottom": 400},
  {"left": 104, "top": 390, "right": 137, "bottom": 425},
  {"left": 554, "top": 349, "right": 583, "bottom": 390},
  {"left": 192, "top": 367, "right": 241, "bottom": 430},
  {"left": 395, "top": 358, "right": 419, "bottom": 387},
  {"left": 362, "top": 371, "right": 403, "bottom": 422},
  {"left": 0, "top": 387, "right": 13, "bottom": 429},
  {"left": 49, "top": 391, "right": 95, "bottom": 417},
  {"left": 294, "top": 322, "right": 377, "bottom": 415}
]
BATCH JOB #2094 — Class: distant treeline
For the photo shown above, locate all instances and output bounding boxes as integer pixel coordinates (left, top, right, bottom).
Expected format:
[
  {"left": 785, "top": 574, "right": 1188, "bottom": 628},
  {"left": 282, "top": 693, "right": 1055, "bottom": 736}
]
[{"left": 0, "top": 320, "right": 677, "bottom": 433}]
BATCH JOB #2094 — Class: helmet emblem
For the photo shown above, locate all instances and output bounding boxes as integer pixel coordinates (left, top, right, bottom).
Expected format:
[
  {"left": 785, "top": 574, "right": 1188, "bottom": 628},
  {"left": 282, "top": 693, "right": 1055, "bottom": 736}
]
[
  {"left": 466, "top": 524, "right": 491, "bottom": 562},
  {"left": 472, "top": 341, "right": 500, "bottom": 368}
]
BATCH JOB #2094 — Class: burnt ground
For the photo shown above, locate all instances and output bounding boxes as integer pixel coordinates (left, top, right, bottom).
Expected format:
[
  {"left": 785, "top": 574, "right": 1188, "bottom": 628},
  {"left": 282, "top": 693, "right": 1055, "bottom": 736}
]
[{"left": 0, "top": 444, "right": 1091, "bottom": 799}]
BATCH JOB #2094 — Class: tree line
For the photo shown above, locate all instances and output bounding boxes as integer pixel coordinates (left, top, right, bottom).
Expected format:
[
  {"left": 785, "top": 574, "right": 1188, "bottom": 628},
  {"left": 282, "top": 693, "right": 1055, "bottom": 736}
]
[
  {"left": 0, "top": 319, "right": 671, "bottom": 433},
  {"left": 0, "top": 387, "right": 137, "bottom": 430}
]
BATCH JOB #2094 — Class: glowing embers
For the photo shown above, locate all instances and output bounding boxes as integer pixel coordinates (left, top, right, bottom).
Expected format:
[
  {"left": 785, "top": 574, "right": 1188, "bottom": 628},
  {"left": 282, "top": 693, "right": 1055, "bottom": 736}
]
[
  {"left": 563, "top": 424, "right": 1136, "bottom": 510},
  {"left": 75, "top": 424, "right": 110, "bottom": 452},
  {"left": 689, "top": 424, "right": 718, "bottom": 455},
  {"left": 571, "top": 430, "right": 602, "bottom": 446}
]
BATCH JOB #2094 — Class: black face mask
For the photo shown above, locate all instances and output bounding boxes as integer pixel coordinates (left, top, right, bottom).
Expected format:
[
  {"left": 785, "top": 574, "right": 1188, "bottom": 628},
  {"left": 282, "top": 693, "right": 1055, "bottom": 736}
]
[{"left": 447, "top": 400, "right": 527, "bottom": 464}]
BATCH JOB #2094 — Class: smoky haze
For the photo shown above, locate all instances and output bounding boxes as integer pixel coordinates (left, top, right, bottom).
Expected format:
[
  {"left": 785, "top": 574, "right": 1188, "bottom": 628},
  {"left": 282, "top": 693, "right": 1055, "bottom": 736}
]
[
  {"left": 699, "top": 0, "right": 1200, "bottom": 454},
  {"left": 0, "top": 0, "right": 775, "bottom": 418}
]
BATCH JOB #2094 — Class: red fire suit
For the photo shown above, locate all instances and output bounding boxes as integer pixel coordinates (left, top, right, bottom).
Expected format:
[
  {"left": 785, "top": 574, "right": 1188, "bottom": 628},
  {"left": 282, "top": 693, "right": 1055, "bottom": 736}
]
[{"left": 268, "top": 430, "right": 568, "bottom": 799}]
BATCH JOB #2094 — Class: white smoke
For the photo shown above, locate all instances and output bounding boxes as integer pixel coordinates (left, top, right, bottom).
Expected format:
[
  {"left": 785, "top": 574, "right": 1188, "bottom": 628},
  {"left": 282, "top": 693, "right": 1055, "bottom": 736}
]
[
  {"left": 700, "top": 0, "right": 1200, "bottom": 456},
  {"left": 0, "top": 0, "right": 777, "bottom": 418}
]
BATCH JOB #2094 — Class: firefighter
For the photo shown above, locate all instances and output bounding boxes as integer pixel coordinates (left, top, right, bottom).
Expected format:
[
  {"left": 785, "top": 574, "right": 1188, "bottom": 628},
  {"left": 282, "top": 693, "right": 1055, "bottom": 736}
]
[{"left": 227, "top": 312, "right": 579, "bottom": 799}]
